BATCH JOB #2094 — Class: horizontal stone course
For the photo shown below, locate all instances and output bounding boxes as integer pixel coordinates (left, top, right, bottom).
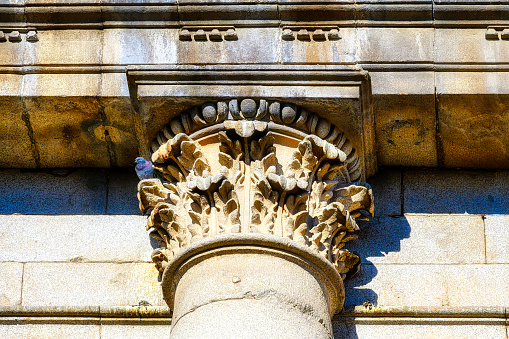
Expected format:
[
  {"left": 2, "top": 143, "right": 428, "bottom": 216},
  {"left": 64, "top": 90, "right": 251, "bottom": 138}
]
[
  {"left": 351, "top": 214, "right": 485, "bottom": 264},
  {"left": 403, "top": 169, "right": 509, "bottom": 214},
  {"left": 485, "top": 215, "right": 509, "bottom": 264},
  {"left": 333, "top": 322, "right": 508, "bottom": 339},
  {"left": 0, "top": 263, "right": 23, "bottom": 306},
  {"left": 345, "top": 264, "right": 509, "bottom": 308},
  {"left": 0, "top": 169, "right": 107, "bottom": 215},
  {"left": 0, "top": 215, "right": 152, "bottom": 262},
  {"left": 22, "top": 263, "right": 165, "bottom": 307}
]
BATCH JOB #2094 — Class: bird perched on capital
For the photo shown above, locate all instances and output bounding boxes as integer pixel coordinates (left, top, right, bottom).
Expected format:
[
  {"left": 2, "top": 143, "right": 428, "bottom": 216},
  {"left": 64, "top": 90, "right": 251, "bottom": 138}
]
[{"left": 134, "top": 157, "right": 156, "bottom": 180}]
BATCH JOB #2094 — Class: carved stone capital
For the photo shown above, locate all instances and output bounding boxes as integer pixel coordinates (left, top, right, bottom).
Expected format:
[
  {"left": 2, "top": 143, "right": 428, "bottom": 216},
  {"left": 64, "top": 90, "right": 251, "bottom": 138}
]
[{"left": 138, "top": 98, "right": 374, "bottom": 290}]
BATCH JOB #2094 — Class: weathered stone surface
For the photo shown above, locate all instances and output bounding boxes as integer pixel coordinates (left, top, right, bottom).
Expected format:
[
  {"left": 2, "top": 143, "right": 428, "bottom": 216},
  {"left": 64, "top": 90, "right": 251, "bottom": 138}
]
[
  {"left": 374, "top": 95, "right": 437, "bottom": 167},
  {"left": 344, "top": 264, "right": 509, "bottom": 307},
  {"left": 366, "top": 168, "right": 401, "bottom": 217},
  {"left": 23, "top": 96, "right": 111, "bottom": 168},
  {"left": 0, "top": 34, "right": 25, "bottom": 65},
  {"left": 101, "top": 324, "right": 171, "bottom": 339},
  {"left": 22, "top": 74, "right": 100, "bottom": 97},
  {"left": 0, "top": 324, "right": 100, "bottom": 339},
  {"left": 99, "top": 97, "right": 139, "bottom": 168},
  {"left": 22, "top": 263, "right": 165, "bottom": 307},
  {"left": 436, "top": 73, "right": 509, "bottom": 95},
  {"left": 357, "top": 28, "right": 433, "bottom": 62},
  {"left": 102, "top": 29, "right": 177, "bottom": 65},
  {"left": 0, "top": 215, "right": 152, "bottom": 262},
  {"left": 350, "top": 215, "right": 485, "bottom": 264},
  {"left": 435, "top": 28, "right": 509, "bottom": 64},
  {"left": 333, "top": 322, "right": 507, "bottom": 339},
  {"left": 281, "top": 27, "right": 356, "bottom": 64},
  {"left": 0, "top": 95, "right": 36, "bottom": 168},
  {"left": 0, "top": 263, "right": 23, "bottom": 306},
  {"left": 176, "top": 28, "right": 278, "bottom": 64},
  {"left": 369, "top": 72, "right": 435, "bottom": 95},
  {"left": 24, "top": 30, "right": 102, "bottom": 65},
  {"left": 403, "top": 169, "right": 509, "bottom": 214},
  {"left": 485, "top": 215, "right": 509, "bottom": 264},
  {"left": 0, "top": 169, "right": 107, "bottom": 214},
  {"left": 437, "top": 95, "right": 509, "bottom": 168},
  {"left": 107, "top": 169, "right": 141, "bottom": 214}
]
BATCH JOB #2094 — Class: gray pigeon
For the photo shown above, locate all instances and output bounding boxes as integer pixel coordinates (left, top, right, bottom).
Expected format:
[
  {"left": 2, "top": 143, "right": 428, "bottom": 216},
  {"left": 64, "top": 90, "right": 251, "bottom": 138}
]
[{"left": 135, "top": 157, "right": 155, "bottom": 180}]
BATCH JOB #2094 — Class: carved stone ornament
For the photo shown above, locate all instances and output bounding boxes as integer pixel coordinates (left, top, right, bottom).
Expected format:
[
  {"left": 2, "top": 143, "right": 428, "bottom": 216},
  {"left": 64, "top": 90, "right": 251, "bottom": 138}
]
[{"left": 138, "top": 98, "right": 374, "bottom": 283}]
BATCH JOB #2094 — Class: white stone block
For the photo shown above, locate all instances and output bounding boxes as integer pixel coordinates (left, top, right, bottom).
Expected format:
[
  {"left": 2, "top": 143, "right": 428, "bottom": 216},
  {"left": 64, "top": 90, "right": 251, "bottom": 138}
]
[
  {"left": 334, "top": 322, "right": 507, "bottom": 339},
  {"left": 22, "top": 263, "right": 165, "bottom": 307},
  {"left": 0, "top": 324, "right": 100, "bottom": 339},
  {"left": 0, "top": 263, "right": 23, "bottom": 306},
  {"left": 345, "top": 264, "right": 509, "bottom": 307},
  {"left": 101, "top": 324, "right": 172, "bottom": 339},
  {"left": 351, "top": 214, "right": 485, "bottom": 264},
  {"left": 485, "top": 215, "right": 509, "bottom": 264},
  {"left": 0, "top": 215, "right": 152, "bottom": 262}
]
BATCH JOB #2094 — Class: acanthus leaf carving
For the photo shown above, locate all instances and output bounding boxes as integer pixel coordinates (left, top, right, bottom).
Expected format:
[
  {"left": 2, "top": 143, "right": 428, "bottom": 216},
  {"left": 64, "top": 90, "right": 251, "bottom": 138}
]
[{"left": 138, "top": 99, "right": 374, "bottom": 279}]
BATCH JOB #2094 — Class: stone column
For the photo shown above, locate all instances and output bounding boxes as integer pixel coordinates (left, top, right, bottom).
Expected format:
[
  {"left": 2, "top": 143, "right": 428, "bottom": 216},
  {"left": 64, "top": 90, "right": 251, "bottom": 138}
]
[
  {"left": 137, "top": 99, "right": 374, "bottom": 339},
  {"left": 164, "top": 234, "right": 343, "bottom": 339}
]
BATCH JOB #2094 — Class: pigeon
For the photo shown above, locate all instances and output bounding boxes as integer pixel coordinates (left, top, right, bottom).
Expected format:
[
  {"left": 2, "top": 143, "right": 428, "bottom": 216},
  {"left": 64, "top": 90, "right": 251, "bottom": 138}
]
[{"left": 135, "top": 157, "right": 156, "bottom": 180}]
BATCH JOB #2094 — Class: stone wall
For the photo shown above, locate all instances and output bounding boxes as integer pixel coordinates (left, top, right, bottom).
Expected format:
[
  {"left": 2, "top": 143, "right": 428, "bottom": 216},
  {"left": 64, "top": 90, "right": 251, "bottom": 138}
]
[{"left": 0, "top": 167, "right": 507, "bottom": 338}]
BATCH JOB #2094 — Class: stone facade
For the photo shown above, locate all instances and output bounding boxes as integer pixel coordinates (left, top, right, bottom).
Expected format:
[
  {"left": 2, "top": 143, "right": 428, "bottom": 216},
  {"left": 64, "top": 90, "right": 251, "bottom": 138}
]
[{"left": 1, "top": 1, "right": 509, "bottom": 338}]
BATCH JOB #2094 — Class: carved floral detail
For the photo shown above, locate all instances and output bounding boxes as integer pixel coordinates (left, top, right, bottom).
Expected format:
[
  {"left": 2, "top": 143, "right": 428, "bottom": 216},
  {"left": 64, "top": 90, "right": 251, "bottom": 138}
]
[{"left": 139, "top": 99, "right": 373, "bottom": 280}]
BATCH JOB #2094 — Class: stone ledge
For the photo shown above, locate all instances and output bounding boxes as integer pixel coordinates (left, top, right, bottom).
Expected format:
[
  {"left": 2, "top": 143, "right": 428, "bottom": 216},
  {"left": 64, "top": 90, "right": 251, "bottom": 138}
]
[
  {"left": 0, "top": 2, "right": 508, "bottom": 28},
  {"left": 0, "top": 305, "right": 506, "bottom": 321}
]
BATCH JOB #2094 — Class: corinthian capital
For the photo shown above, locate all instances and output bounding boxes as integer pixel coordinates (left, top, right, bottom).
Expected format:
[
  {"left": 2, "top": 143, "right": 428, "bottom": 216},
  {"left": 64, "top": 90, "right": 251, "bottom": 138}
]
[{"left": 138, "top": 98, "right": 374, "bottom": 281}]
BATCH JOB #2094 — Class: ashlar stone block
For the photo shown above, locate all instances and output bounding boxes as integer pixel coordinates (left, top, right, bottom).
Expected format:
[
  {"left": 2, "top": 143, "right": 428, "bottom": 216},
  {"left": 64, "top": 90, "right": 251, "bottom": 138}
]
[
  {"left": 23, "top": 30, "right": 102, "bottom": 65},
  {"left": 22, "top": 263, "right": 165, "bottom": 307},
  {"left": 404, "top": 169, "right": 509, "bottom": 214},
  {"left": 0, "top": 215, "right": 152, "bottom": 262},
  {"left": 374, "top": 94, "right": 437, "bottom": 167},
  {"left": 0, "top": 324, "right": 100, "bottom": 339},
  {"left": 345, "top": 264, "right": 509, "bottom": 307},
  {"left": 437, "top": 94, "right": 509, "bottom": 168},
  {"left": 176, "top": 28, "right": 279, "bottom": 64},
  {"left": 357, "top": 28, "right": 433, "bottom": 62},
  {"left": 334, "top": 322, "right": 507, "bottom": 339},
  {"left": 366, "top": 168, "right": 401, "bottom": 217},
  {"left": 350, "top": 214, "right": 485, "bottom": 265},
  {"left": 485, "top": 215, "right": 509, "bottom": 264},
  {"left": 0, "top": 263, "right": 23, "bottom": 306},
  {"left": 0, "top": 169, "right": 107, "bottom": 214},
  {"left": 102, "top": 29, "right": 178, "bottom": 65}
]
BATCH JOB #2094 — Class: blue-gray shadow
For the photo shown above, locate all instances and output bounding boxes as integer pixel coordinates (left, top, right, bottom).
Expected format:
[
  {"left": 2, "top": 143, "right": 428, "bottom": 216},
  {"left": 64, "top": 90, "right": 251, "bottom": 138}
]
[
  {"left": 334, "top": 216, "right": 411, "bottom": 339},
  {"left": 0, "top": 168, "right": 141, "bottom": 215},
  {"left": 403, "top": 168, "right": 509, "bottom": 214}
]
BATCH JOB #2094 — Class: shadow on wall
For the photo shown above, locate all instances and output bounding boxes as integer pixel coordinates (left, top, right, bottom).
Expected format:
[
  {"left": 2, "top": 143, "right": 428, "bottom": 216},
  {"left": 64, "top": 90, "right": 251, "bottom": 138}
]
[
  {"left": 333, "top": 216, "right": 411, "bottom": 339},
  {"left": 343, "top": 216, "right": 411, "bottom": 308},
  {"left": 0, "top": 168, "right": 141, "bottom": 215},
  {"left": 403, "top": 168, "right": 509, "bottom": 215}
]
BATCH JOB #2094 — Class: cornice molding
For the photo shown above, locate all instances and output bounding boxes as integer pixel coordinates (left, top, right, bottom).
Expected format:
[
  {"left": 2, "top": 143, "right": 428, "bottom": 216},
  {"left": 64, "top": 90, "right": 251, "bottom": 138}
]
[{"left": 1, "top": 2, "right": 509, "bottom": 28}]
